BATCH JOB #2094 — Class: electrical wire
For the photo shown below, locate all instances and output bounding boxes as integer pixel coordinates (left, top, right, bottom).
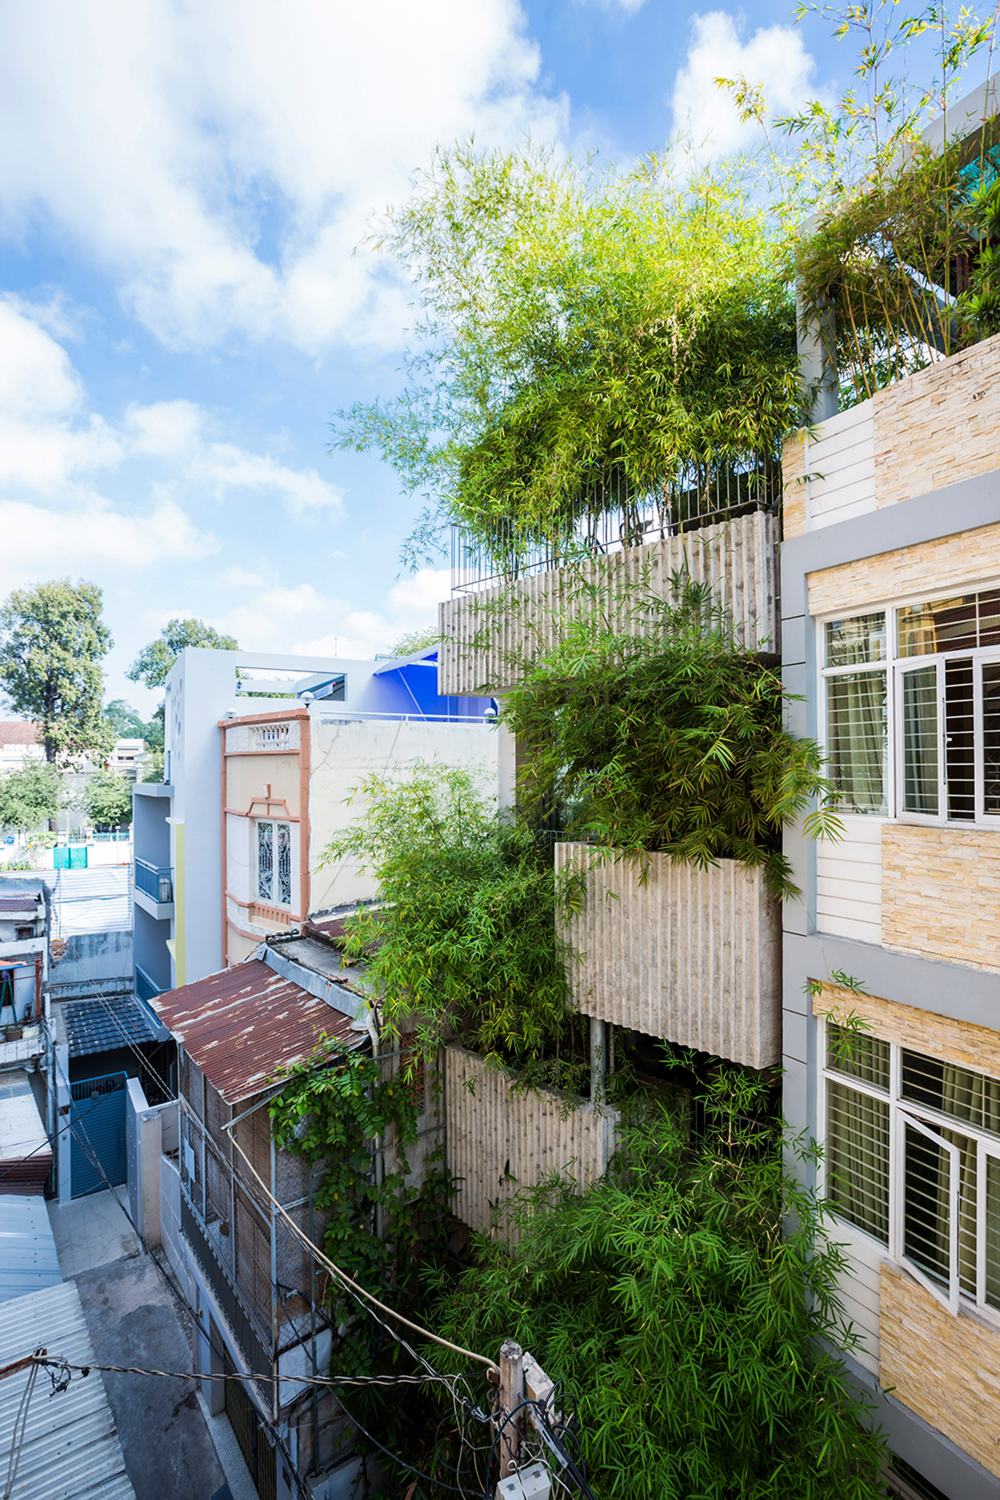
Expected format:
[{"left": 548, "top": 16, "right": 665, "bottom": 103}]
[
  {"left": 0, "top": 1083, "right": 128, "bottom": 1186},
  {"left": 223, "top": 1110, "right": 499, "bottom": 1374},
  {"left": 2, "top": 1354, "right": 39, "bottom": 1500},
  {"left": 26, "top": 1352, "right": 484, "bottom": 1395}
]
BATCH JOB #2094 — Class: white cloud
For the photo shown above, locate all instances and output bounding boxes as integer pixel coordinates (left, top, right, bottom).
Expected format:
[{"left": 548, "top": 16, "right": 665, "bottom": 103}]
[
  {"left": 671, "top": 11, "right": 815, "bottom": 162},
  {"left": 0, "top": 493, "right": 217, "bottom": 602},
  {"left": 0, "top": 301, "right": 343, "bottom": 521},
  {"left": 0, "top": 1, "right": 568, "bottom": 353},
  {"left": 209, "top": 567, "right": 450, "bottom": 662}
]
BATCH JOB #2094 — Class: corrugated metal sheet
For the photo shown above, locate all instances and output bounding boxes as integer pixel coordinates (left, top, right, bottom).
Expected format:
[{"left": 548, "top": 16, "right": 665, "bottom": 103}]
[
  {"left": 556, "top": 843, "right": 782, "bottom": 1070},
  {"left": 0, "top": 1194, "right": 61, "bottom": 1303},
  {"left": 153, "top": 959, "right": 365, "bottom": 1105},
  {"left": 438, "top": 510, "right": 779, "bottom": 695},
  {"left": 0, "top": 1279, "right": 134, "bottom": 1498},
  {"left": 445, "top": 1047, "right": 615, "bottom": 1234}
]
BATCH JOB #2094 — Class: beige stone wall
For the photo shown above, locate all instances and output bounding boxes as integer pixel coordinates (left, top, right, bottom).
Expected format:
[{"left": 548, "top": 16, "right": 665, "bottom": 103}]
[
  {"left": 782, "top": 431, "right": 807, "bottom": 539},
  {"left": 813, "top": 982, "right": 1000, "bottom": 1077},
  {"left": 873, "top": 331, "right": 1000, "bottom": 511},
  {"left": 880, "top": 1263, "right": 1000, "bottom": 1480},
  {"left": 225, "top": 750, "right": 301, "bottom": 817},
  {"left": 881, "top": 824, "right": 1000, "bottom": 972},
  {"left": 807, "top": 518, "right": 1000, "bottom": 616}
]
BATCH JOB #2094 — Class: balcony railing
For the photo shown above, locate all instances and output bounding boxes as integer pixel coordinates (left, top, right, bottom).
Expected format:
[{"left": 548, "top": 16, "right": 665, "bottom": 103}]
[
  {"left": 134, "top": 858, "right": 173, "bottom": 904},
  {"left": 180, "top": 1189, "right": 271, "bottom": 1389},
  {"left": 451, "top": 458, "right": 780, "bottom": 594}
]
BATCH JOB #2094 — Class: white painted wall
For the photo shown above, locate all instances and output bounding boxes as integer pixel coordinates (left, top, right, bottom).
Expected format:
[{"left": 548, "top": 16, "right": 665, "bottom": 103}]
[
  {"left": 830, "top": 1222, "right": 883, "bottom": 1372},
  {"left": 308, "top": 715, "right": 500, "bottom": 911},
  {"left": 816, "top": 817, "right": 883, "bottom": 945},
  {"left": 803, "top": 399, "right": 876, "bottom": 531}
]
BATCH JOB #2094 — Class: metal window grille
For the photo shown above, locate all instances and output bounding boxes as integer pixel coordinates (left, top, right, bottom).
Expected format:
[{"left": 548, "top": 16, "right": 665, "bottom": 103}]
[
  {"left": 449, "top": 456, "right": 781, "bottom": 593},
  {"left": 256, "top": 820, "right": 273, "bottom": 902},
  {"left": 276, "top": 822, "right": 291, "bottom": 906},
  {"left": 825, "top": 1079, "right": 890, "bottom": 1242},
  {"left": 825, "top": 671, "right": 888, "bottom": 814}
]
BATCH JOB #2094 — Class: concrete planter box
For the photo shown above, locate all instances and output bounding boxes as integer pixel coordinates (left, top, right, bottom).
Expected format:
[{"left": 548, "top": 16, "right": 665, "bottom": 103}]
[
  {"left": 438, "top": 510, "right": 779, "bottom": 697},
  {"left": 556, "top": 843, "right": 782, "bottom": 1070}
]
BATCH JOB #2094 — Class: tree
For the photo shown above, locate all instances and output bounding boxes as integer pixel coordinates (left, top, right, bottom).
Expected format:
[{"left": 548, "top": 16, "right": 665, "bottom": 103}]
[
  {"left": 104, "top": 699, "right": 147, "bottom": 739},
  {"left": 127, "top": 618, "right": 238, "bottom": 690},
  {"left": 0, "top": 763, "right": 60, "bottom": 834},
  {"left": 389, "top": 626, "right": 439, "bottom": 656},
  {"left": 82, "top": 770, "right": 133, "bottom": 829},
  {"left": 0, "top": 580, "right": 114, "bottom": 764},
  {"left": 139, "top": 747, "right": 164, "bottom": 783}
]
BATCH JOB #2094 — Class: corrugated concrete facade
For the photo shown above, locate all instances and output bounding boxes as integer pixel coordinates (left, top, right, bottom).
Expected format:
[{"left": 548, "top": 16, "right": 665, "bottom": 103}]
[
  {"left": 445, "top": 1047, "right": 615, "bottom": 1233},
  {"left": 438, "top": 510, "right": 779, "bottom": 696},
  {"left": 556, "top": 844, "right": 782, "bottom": 1069}
]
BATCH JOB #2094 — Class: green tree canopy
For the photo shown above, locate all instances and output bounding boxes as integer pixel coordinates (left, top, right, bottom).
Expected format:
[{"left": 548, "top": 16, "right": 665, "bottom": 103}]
[
  {"left": 103, "top": 699, "right": 147, "bottom": 739},
  {"left": 0, "top": 762, "right": 61, "bottom": 834},
  {"left": 388, "top": 626, "right": 439, "bottom": 656},
  {"left": 127, "top": 618, "right": 238, "bottom": 690},
  {"left": 0, "top": 580, "right": 113, "bottom": 764},
  {"left": 334, "top": 147, "right": 800, "bottom": 562},
  {"left": 82, "top": 769, "right": 133, "bottom": 829}
]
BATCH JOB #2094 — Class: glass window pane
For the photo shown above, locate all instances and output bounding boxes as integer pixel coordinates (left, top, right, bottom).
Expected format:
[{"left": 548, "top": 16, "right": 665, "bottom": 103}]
[
  {"left": 825, "top": 1080, "right": 889, "bottom": 1242},
  {"left": 277, "top": 822, "right": 292, "bottom": 906},
  {"left": 826, "top": 671, "right": 887, "bottom": 814},
  {"left": 902, "top": 1118, "right": 952, "bottom": 1287},
  {"left": 984, "top": 661, "right": 1000, "bottom": 816},
  {"left": 984, "top": 1156, "right": 1000, "bottom": 1311},
  {"left": 901, "top": 665, "right": 938, "bottom": 815},
  {"left": 944, "top": 657, "right": 975, "bottom": 821},
  {"left": 826, "top": 1023, "right": 890, "bottom": 1090},
  {"left": 825, "top": 613, "right": 886, "bottom": 667},
  {"left": 902, "top": 1052, "right": 1000, "bottom": 1139},
  {"left": 898, "top": 596, "right": 978, "bottom": 657},
  {"left": 257, "top": 820, "right": 273, "bottom": 902},
  {"left": 979, "top": 591, "right": 1000, "bottom": 649}
]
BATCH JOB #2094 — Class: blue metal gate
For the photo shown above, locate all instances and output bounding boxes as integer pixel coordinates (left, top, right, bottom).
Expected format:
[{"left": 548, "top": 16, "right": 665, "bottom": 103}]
[{"left": 70, "top": 1071, "right": 128, "bottom": 1198}]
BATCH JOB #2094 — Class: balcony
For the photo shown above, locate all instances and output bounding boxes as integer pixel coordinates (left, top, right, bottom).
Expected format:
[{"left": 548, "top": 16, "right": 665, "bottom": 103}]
[
  {"left": 555, "top": 843, "right": 782, "bottom": 1070},
  {"left": 438, "top": 509, "right": 779, "bottom": 696},
  {"left": 134, "top": 964, "right": 164, "bottom": 1005},
  {"left": 0, "top": 1020, "right": 46, "bottom": 1071},
  {"left": 783, "top": 328, "right": 1000, "bottom": 539},
  {"left": 133, "top": 858, "right": 174, "bottom": 918}
]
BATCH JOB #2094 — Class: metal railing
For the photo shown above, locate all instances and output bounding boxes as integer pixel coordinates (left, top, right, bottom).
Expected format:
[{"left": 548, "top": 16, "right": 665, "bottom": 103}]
[
  {"left": 92, "top": 830, "right": 131, "bottom": 842},
  {"left": 450, "top": 457, "right": 781, "bottom": 593},
  {"left": 181, "top": 1189, "right": 272, "bottom": 1390},
  {"left": 134, "top": 858, "right": 173, "bottom": 903}
]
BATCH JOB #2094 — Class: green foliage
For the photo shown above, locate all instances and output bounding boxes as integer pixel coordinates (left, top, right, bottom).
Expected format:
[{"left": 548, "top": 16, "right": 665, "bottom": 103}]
[
  {"left": 127, "top": 617, "right": 238, "bottom": 690},
  {"left": 0, "top": 762, "right": 60, "bottom": 834},
  {"left": 0, "top": 580, "right": 113, "bottom": 764},
  {"left": 324, "top": 765, "right": 581, "bottom": 1064},
  {"left": 269, "top": 1042, "right": 449, "bottom": 1361},
  {"left": 82, "top": 769, "right": 133, "bottom": 829},
  {"left": 104, "top": 697, "right": 161, "bottom": 745},
  {"left": 389, "top": 626, "right": 439, "bottom": 656},
  {"left": 739, "top": 1, "right": 1000, "bottom": 403},
  {"left": 423, "top": 1067, "right": 885, "bottom": 1500},
  {"left": 334, "top": 147, "right": 800, "bottom": 561},
  {"left": 140, "top": 747, "right": 165, "bottom": 783},
  {"left": 502, "top": 579, "right": 840, "bottom": 897}
]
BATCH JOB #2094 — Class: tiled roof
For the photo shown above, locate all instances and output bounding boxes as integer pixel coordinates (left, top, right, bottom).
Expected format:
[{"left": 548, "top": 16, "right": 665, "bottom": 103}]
[
  {"left": 63, "top": 993, "right": 158, "bottom": 1058},
  {"left": 0, "top": 721, "right": 40, "bottom": 746},
  {"left": 152, "top": 958, "right": 365, "bottom": 1105}
]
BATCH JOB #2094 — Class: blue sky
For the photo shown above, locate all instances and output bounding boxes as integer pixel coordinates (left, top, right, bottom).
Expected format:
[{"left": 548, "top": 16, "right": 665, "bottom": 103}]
[{"left": 0, "top": 2, "right": 851, "bottom": 712}]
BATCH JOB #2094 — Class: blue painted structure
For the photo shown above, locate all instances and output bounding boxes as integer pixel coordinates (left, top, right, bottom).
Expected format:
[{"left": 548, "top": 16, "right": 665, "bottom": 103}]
[{"left": 70, "top": 1070, "right": 128, "bottom": 1197}]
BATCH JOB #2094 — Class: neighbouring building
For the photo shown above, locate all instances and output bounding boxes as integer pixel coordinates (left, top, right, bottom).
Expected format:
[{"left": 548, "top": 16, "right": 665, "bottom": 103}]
[
  {"left": 133, "top": 645, "right": 498, "bottom": 999},
  {"left": 109, "top": 736, "right": 145, "bottom": 781},
  {"left": 147, "top": 930, "right": 413, "bottom": 1499},
  {"left": 0, "top": 880, "right": 52, "bottom": 1192},
  {"left": 0, "top": 720, "right": 44, "bottom": 774}
]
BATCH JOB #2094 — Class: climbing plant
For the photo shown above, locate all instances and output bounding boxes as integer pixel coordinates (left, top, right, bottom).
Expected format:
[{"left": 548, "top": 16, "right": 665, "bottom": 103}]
[{"left": 269, "top": 1039, "right": 450, "bottom": 1364}]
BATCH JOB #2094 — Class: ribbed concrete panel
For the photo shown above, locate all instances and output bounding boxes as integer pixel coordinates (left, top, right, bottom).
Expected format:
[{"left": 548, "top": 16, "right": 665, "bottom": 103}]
[
  {"left": 556, "top": 843, "right": 782, "bottom": 1069},
  {"left": 444, "top": 1047, "right": 615, "bottom": 1234},
  {"left": 438, "top": 510, "right": 779, "bottom": 696}
]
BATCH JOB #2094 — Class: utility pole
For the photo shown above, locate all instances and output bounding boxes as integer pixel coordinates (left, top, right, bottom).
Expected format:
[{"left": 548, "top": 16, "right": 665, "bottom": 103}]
[{"left": 497, "top": 1338, "right": 524, "bottom": 1476}]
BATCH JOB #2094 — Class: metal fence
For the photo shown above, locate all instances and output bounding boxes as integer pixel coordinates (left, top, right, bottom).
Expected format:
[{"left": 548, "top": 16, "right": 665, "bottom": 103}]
[
  {"left": 450, "top": 457, "right": 781, "bottom": 593},
  {"left": 134, "top": 857, "right": 173, "bottom": 903}
]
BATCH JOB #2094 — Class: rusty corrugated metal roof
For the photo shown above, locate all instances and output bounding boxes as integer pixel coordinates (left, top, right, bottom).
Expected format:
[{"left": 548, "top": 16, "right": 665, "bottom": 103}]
[{"left": 151, "top": 959, "right": 365, "bottom": 1104}]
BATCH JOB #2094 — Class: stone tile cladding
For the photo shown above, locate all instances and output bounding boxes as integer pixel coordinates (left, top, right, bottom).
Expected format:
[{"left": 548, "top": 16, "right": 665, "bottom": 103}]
[{"left": 882, "top": 824, "right": 1000, "bottom": 972}]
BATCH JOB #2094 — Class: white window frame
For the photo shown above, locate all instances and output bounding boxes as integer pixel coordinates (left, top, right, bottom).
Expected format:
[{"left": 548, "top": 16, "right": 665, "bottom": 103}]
[
  {"left": 820, "top": 1018, "right": 1000, "bottom": 1326},
  {"left": 818, "top": 584, "right": 1000, "bottom": 830},
  {"left": 253, "top": 817, "right": 294, "bottom": 909}
]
